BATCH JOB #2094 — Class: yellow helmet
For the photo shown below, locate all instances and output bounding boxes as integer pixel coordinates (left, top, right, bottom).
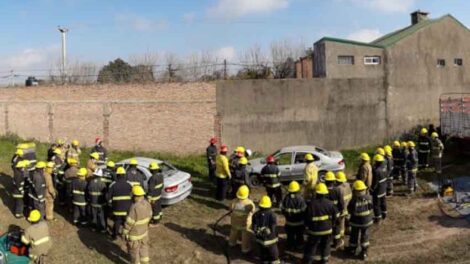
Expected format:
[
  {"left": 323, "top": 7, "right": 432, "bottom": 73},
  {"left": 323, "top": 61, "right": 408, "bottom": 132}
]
[
  {"left": 15, "top": 160, "right": 27, "bottom": 168},
  {"left": 353, "top": 180, "right": 367, "bottom": 191},
  {"left": 373, "top": 154, "right": 384, "bottom": 162},
  {"left": 46, "top": 162, "right": 55, "bottom": 168},
  {"left": 324, "top": 171, "right": 336, "bottom": 182},
  {"left": 132, "top": 185, "right": 146, "bottom": 196},
  {"left": 421, "top": 128, "right": 428, "bottom": 135},
  {"left": 56, "top": 139, "right": 65, "bottom": 145},
  {"left": 35, "top": 161, "right": 46, "bottom": 169},
  {"left": 336, "top": 171, "right": 347, "bottom": 183},
  {"left": 360, "top": 153, "right": 370, "bottom": 161},
  {"left": 77, "top": 168, "right": 87, "bottom": 177},
  {"left": 236, "top": 146, "right": 246, "bottom": 153},
  {"left": 149, "top": 162, "right": 160, "bottom": 170},
  {"left": 393, "top": 141, "right": 400, "bottom": 147},
  {"left": 107, "top": 161, "right": 115, "bottom": 168},
  {"left": 236, "top": 185, "right": 250, "bottom": 200},
  {"left": 129, "top": 159, "right": 138, "bottom": 165},
  {"left": 53, "top": 148, "right": 62, "bottom": 155},
  {"left": 259, "top": 195, "right": 272, "bottom": 209},
  {"left": 305, "top": 153, "right": 314, "bottom": 161},
  {"left": 315, "top": 183, "right": 329, "bottom": 195},
  {"left": 408, "top": 141, "right": 416, "bottom": 148},
  {"left": 288, "top": 181, "right": 300, "bottom": 193},
  {"left": 376, "top": 148, "right": 385, "bottom": 156},
  {"left": 72, "top": 140, "right": 80, "bottom": 147},
  {"left": 28, "top": 209, "right": 41, "bottom": 222},
  {"left": 116, "top": 167, "right": 126, "bottom": 175},
  {"left": 67, "top": 158, "right": 78, "bottom": 165},
  {"left": 90, "top": 152, "right": 100, "bottom": 160},
  {"left": 385, "top": 149, "right": 392, "bottom": 157},
  {"left": 401, "top": 142, "right": 408, "bottom": 148},
  {"left": 239, "top": 157, "right": 248, "bottom": 165},
  {"left": 15, "top": 149, "right": 24, "bottom": 157},
  {"left": 384, "top": 145, "right": 392, "bottom": 153},
  {"left": 431, "top": 132, "right": 439, "bottom": 138}
]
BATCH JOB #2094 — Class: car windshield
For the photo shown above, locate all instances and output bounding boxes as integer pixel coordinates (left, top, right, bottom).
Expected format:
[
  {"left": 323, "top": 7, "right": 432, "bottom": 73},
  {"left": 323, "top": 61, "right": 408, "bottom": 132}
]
[
  {"left": 315, "top": 147, "right": 330, "bottom": 157},
  {"left": 159, "top": 162, "right": 177, "bottom": 174}
]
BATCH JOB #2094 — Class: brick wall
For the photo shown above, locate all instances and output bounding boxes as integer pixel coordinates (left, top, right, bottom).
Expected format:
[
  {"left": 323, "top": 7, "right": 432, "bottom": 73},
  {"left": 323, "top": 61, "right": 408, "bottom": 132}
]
[{"left": 0, "top": 83, "right": 216, "bottom": 154}]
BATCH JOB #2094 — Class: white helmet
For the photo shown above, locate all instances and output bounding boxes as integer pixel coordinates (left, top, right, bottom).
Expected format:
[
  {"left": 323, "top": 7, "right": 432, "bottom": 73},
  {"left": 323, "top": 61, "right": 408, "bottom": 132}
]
[
  {"left": 245, "top": 149, "right": 253, "bottom": 158},
  {"left": 93, "top": 168, "right": 103, "bottom": 177}
]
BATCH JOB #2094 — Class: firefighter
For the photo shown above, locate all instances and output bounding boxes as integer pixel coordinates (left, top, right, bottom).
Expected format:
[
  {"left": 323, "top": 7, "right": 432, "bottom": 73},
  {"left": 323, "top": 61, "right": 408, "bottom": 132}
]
[
  {"left": 391, "top": 141, "right": 404, "bottom": 183},
  {"left": 281, "top": 181, "right": 306, "bottom": 250},
  {"left": 303, "top": 153, "right": 319, "bottom": 202},
  {"left": 51, "top": 148, "right": 64, "bottom": 166},
  {"left": 126, "top": 159, "right": 146, "bottom": 188},
  {"left": 206, "top": 137, "right": 218, "bottom": 182},
  {"left": 229, "top": 147, "right": 245, "bottom": 198},
  {"left": 147, "top": 162, "right": 164, "bottom": 225},
  {"left": 346, "top": 180, "right": 373, "bottom": 260},
  {"left": 431, "top": 132, "right": 444, "bottom": 176},
  {"left": 71, "top": 168, "right": 88, "bottom": 225},
  {"left": 335, "top": 171, "right": 352, "bottom": 247},
  {"left": 87, "top": 152, "right": 100, "bottom": 178},
  {"left": 371, "top": 154, "right": 387, "bottom": 223},
  {"left": 407, "top": 141, "right": 419, "bottom": 194},
  {"left": 401, "top": 142, "right": 409, "bottom": 185},
  {"left": 12, "top": 160, "right": 27, "bottom": 218},
  {"left": 11, "top": 148, "right": 24, "bottom": 171},
  {"left": 261, "top": 155, "right": 282, "bottom": 208},
  {"left": 30, "top": 162, "right": 47, "bottom": 219},
  {"left": 63, "top": 158, "right": 79, "bottom": 208},
  {"left": 232, "top": 157, "right": 250, "bottom": 194},
  {"left": 252, "top": 195, "right": 279, "bottom": 264},
  {"left": 44, "top": 162, "right": 57, "bottom": 221},
  {"left": 215, "top": 145, "right": 231, "bottom": 201},
  {"left": 229, "top": 185, "right": 255, "bottom": 254},
  {"left": 21, "top": 210, "right": 52, "bottom": 264},
  {"left": 356, "top": 153, "right": 372, "bottom": 188},
  {"left": 87, "top": 169, "right": 107, "bottom": 232},
  {"left": 417, "top": 127, "right": 432, "bottom": 169},
  {"left": 91, "top": 137, "right": 107, "bottom": 162},
  {"left": 123, "top": 185, "right": 152, "bottom": 264},
  {"left": 46, "top": 142, "right": 57, "bottom": 162},
  {"left": 107, "top": 167, "right": 133, "bottom": 239},
  {"left": 324, "top": 171, "right": 344, "bottom": 249},
  {"left": 303, "top": 183, "right": 338, "bottom": 264},
  {"left": 102, "top": 161, "right": 116, "bottom": 186},
  {"left": 66, "top": 140, "right": 81, "bottom": 165},
  {"left": 384, "top": 145, "right": 394, "bottom": 196}
]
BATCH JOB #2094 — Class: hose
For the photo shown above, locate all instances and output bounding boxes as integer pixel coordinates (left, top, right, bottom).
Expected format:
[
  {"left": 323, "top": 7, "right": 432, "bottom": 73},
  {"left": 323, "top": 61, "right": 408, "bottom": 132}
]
[{"left": 210, "top": 209, "right": 233, "bottom": 264}]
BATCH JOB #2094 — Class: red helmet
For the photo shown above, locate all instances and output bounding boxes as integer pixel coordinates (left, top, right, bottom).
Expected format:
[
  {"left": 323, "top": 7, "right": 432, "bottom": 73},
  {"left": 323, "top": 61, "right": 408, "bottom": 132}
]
[
  {"left": 95, "top": 137, "right": 102, "bottom": 144},
  {"left": 210, "top": 137, "right": 217, "bottom": 144},
  {"left": 220, "top": 144, "right": 228, "bottom": 153},
  {"left": 266, "top": 156, "right": 275, "bottom": 163}
]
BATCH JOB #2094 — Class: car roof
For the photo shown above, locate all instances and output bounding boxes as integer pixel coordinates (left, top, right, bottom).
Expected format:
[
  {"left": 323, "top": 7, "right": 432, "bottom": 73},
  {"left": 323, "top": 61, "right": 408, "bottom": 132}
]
[
  {"left": 279, "top": 145, "right": 318, "bottom": 153},
  {"left": 119, "top": 157, "right": 163, "bottom": 168}
]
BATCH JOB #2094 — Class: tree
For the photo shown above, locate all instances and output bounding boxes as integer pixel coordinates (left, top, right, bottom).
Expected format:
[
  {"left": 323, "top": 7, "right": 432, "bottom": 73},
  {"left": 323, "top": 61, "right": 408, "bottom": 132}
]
[
  {"left": 97, "top": 58, "right": 133, "bottom": 83},
  {"left": 270, "top": 39, "right": 305, "bottom": 79},
  {"left": 237, "top": 44, "right": 272, "bottom": 79}
]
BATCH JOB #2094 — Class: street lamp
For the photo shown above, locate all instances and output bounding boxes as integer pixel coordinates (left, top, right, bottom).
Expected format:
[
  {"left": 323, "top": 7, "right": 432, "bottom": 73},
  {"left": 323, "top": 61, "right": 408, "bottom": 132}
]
[{"left": 57, "top": 26, "right": 69, "bottom": 77}]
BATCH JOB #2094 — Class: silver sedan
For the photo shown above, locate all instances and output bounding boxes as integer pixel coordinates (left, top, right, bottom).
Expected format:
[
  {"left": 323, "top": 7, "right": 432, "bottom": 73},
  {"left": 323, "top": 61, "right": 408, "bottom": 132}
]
[{"left": 118, "top": 157, "right": 193, "bottom": 205}]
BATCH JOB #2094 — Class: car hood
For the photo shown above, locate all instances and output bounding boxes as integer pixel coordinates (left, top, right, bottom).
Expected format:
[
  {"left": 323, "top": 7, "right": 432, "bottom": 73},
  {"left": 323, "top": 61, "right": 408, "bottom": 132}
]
[{"left": 163, "top": 170, "right": 190, "bottom": 187}]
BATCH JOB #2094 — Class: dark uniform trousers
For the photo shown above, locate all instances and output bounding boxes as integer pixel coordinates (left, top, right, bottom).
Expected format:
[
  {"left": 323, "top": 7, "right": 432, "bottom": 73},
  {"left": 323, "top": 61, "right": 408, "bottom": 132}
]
[
  {"left": 91, "top": 206, "right": 106, "bottom": 229},
  {"left": 266, "top": 188, "right": 282, "bottom": 208},
  {"left": 304, "top": 234, "right": 332, "bottom": 264},
  {"left": 259, "top": 244, "right": 280, "bottom": 264},
  {"left": 372, "top": 192, "right": 387, "bottom": 220},
  {"left": 349, "top": 227, "right": 370, "bottom": 251},
  {"left": 216, "top": 177, "right": 229, "bottom": 201}
]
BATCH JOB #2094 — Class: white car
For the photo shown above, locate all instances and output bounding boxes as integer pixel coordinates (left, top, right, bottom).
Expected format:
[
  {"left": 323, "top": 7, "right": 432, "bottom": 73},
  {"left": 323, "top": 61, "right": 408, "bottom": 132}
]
[
  {"left": 248, "top": 145, "right": 345, "bottom": 186},
  {"left": 118, "top": 157, "right": 192, "bottom": 205}
]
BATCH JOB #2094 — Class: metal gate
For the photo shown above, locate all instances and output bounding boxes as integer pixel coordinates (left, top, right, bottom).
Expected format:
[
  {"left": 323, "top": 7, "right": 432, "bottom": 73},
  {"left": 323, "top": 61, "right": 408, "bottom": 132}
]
[{"left": 440, "top": 93, "right": 470, "bottom": 138}]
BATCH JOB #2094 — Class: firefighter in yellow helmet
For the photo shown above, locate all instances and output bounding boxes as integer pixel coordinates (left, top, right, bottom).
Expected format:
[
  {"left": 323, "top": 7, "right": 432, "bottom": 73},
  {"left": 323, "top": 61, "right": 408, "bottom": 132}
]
[
  {"left": 126, "top": 159, "right": 146, "bottom": 188},
  {"left": 346, "top": 180, "right": 373, "bottom": 260},
  {"left": 107, "top": 167, "right": 133, "bottom": 239},
  {"left": 430, "top": 132, "right": 444, "bottom": 176},
  {"left": 303, "top": 183, "right": 338, "bottom": 264},
  {"left": 281, "top": 181, "right": 307, "bottom": 250},
  {"left": 407, "top": 141, "right": 419, "bottom": 194},
  {"left": 30, "top": 162, "right": 47, "bottom": 219},
  {"left": 392, "top": 141, "right": 405, "bottom": 188},
  {"left": 11, "top": 148, "right": 24, "bottom": 171},
  {"left": 66, "top": 140, "right": 82, "bottom": 165},
  {"left": 12, "top": 160, "right": 28, "bottom": 218},
  {"left": 324, "top": 171, "right": 344, "bottom": 249},
  {"left": 417, "top": 127, "right": 432, "bottom": 169},
  {"left": 384, "top": 146, "right": 394, "bottom": 196},
  {"left": 71, "top": 168, "right": 88, "bottom": 225},
  {"left": 147, "top": 162, "right": 164, "bottom": 225},
  {"left": 229, "top": 185, "right": 255, "bottom": 254},
  {"left": 371, "top": 154, "right": 387, "bottom": 223},
  {"left": 123, "top": 185, "right": 152, "bottom": 264},
  {"left": 21, "top": 210, "right": 52, "bottom": 263},
  {"left": 87, "top": 152, "right": 100, "bottom": 179},
  {"left": 303, "top": 153, "right": 319, "bottom": 202},
  {"left": 401, "top": 141, "right": 410, "bottom": 185},
  {"left": 44, "top": 162, "right": 57, "bottom": 221},
  {"left": 252, "top": 195, "right": 279, "bottom": 264},
  {"left": 232, "top": 157, "right": 250, "bottom": 198},
  {"left": 356, "top": 153, "right": 373, "bottom": 188},
  {"left": 63, "top": 158, "right": 79, "bottom": 209},
  {"left": 335, "top": 171, "right": 352, "bottom": 247}
]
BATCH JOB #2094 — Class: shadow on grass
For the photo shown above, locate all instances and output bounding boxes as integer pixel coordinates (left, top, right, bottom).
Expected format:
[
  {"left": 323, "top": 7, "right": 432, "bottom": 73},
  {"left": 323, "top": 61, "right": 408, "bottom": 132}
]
[
  {"left": 0, "top": 172, "right": 17, "bottom": 216},
  {"left": 428, "top": 214, "right": 470, "bottom": 229},
  {"left": 76, "top": 228, "right": 128, "bottom": 264}
]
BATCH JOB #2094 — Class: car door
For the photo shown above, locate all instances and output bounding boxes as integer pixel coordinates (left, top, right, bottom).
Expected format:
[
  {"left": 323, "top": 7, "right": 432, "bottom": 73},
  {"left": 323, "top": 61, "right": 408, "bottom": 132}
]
[
  {"left": 273, "top": 152, "right": 293, "bottom": 181},
  {"left": 290, "top": 152, "right": 322, "bottom": 181}
]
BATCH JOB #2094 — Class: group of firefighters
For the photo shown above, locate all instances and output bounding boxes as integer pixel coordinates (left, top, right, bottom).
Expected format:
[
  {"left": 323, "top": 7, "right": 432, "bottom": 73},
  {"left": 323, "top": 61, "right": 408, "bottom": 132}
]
[
  {"left": 10, "top": 138, "right": 164, "bottom": 264},
  {"left": 206, "top": 127, "right": 445, "bottom": 264}
]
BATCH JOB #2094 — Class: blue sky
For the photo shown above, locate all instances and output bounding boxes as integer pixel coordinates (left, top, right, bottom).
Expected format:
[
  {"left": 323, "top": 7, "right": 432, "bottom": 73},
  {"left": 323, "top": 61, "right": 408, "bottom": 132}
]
[{"left": 0, "top": 0, "right": 469, "bottom": 72}]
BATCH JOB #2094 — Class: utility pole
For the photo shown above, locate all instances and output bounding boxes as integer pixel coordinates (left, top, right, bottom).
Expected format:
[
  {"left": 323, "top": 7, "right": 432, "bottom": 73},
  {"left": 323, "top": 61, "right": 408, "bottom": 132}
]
[
  {"left": 58, "top": 26, "right": 69, "bottom": 80},
  {"left": 223, "top": 59, "right": 227, "bottom": 80}
]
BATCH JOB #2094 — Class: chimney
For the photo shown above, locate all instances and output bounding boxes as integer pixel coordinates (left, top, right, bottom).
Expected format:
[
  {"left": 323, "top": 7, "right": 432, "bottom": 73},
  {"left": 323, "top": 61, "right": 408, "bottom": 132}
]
[{"left": 411, "top": 10, "right": 429, "bottom": 25}]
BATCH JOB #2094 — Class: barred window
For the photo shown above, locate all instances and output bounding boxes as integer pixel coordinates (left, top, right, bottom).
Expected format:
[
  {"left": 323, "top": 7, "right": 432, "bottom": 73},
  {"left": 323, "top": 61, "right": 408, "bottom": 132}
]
[{"left": 338, "top": 56, "right": 354, "bottom": 65}]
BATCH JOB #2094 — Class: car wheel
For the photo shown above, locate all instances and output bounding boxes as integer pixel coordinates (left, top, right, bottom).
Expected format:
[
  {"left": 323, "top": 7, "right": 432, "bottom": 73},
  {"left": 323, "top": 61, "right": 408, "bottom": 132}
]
[
  {"left": 249, "top": 174, "right": 261, "bottom": 187},
  {"left": 318, "top": 171, "right": 326, "bottom": 182}
]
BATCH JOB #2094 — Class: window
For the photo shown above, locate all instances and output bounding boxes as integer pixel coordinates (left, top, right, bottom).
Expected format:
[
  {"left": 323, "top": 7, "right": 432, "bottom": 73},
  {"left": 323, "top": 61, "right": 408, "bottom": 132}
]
[
  {"left": 437, "top": 59, "right": 446, "bottom": 67},
  {"left": 455, "top": 58, "right": 463, "bottom": 66},
  {"left": 275, "top": 152, "right": 292, "bottom": 166},
  {"left": 364, "top": 56, "right": 381, "bottom": 65},
  {"left": 338, "top": 56, "right": 354, "bottom": 65},
  {"left": 294, "top": 152, "right": 319, "bottom": 164}
]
